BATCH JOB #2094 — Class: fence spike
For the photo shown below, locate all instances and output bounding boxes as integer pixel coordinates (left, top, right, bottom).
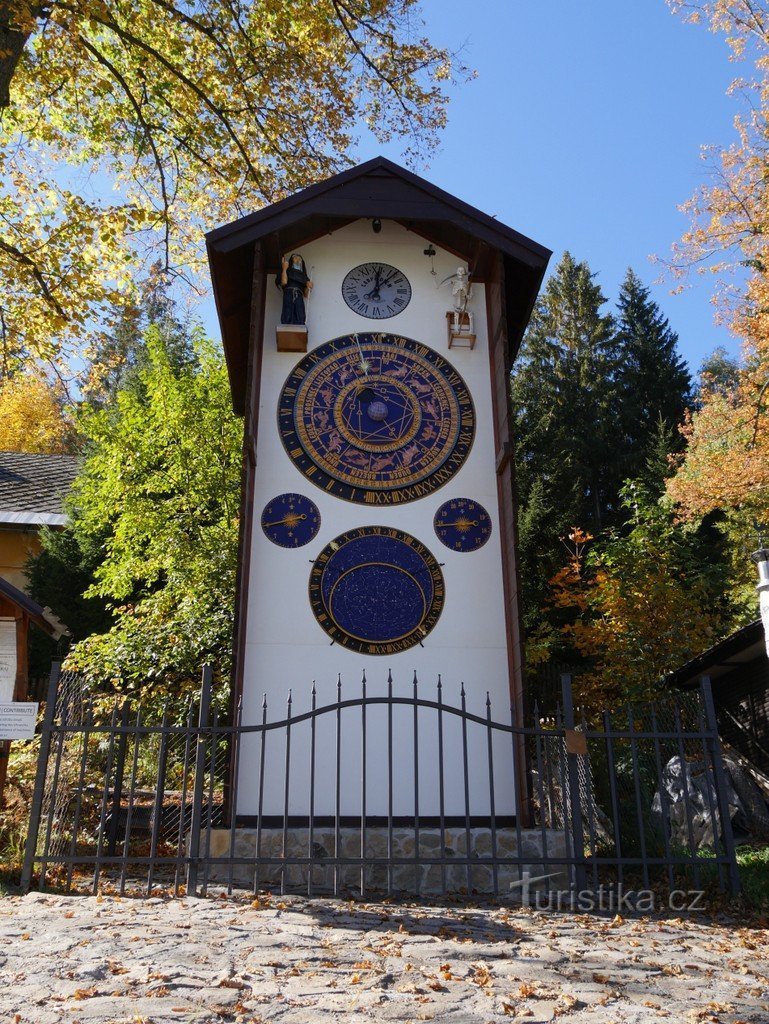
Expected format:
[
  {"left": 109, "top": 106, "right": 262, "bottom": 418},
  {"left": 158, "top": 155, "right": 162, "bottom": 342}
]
[
  {"left": 311, "top": 679, "right": 316, "bottom": 698},
  {"left": 413, "top": 669, "right": 418, "bottom": 691},
  {"left": 460, "top": 681, "right": 466, "bottom": 700},
  {"left": 337, "top": 673, "right": 342, "bottom": 698},
  {"left": 287, "top": 689, "right": 292, "bottom": 708},
  {"left": 486, "top": 690, "right": 491, "bottom": 710},
  {"left": 437, "top": 674, "right": 442, "bottom": 694},
  {"left": 387, "top": 669, "right": 393, "bottom": 697},
  {"left": 262, "top": 692, "right": 268, "bottom": 712}
]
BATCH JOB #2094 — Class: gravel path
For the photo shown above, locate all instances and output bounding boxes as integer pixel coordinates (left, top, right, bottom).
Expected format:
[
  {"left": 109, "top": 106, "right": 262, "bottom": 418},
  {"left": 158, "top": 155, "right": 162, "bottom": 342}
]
[{"left": 0, "top": 891, "right": 767, "bottom": 1023}]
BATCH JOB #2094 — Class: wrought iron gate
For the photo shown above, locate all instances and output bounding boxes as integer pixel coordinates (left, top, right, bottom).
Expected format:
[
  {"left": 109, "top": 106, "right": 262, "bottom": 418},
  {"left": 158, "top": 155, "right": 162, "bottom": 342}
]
[{"left": 20, "top": 663, "right": 741, "bottom": 900}]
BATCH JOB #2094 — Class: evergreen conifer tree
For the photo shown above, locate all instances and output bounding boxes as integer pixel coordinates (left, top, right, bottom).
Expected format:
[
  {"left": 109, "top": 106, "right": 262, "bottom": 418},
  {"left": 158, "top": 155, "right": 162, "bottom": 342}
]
[
  {"left": 512, "top": 252, "right": 620, "bottom": 631},
  {"left": 614, "top": 269, "right": 692, "bottom": 482}
]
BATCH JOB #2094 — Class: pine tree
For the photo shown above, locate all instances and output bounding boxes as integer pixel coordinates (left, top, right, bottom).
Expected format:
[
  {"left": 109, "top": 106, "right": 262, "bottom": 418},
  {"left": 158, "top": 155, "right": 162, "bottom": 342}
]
[
  {"left": 512, "top": 252, "right": 620, "bottom": 631},
  {"left": 82, "top": 267, "right": 195, "bottom": 405},
  {"left": 615, "top": 269, "right": 692, "bottom": 482}
]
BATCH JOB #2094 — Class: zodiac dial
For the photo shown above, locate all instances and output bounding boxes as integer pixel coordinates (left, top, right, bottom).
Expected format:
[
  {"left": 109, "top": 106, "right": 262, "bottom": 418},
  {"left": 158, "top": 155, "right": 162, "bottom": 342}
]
[
  {"left": 342, "top": 262, "right": 412, "bottom": 319},
  {"left": 260, "top": 493, "right": 320, "bottom": 548},
  {"left": 434, "top": 498, "right": 492, "bottom": 552},
  {"left": 309, "top": 526, "right": 444, "bottom": 655},
  {"left": 278, "top": 334, "right": 475, "bottom": 505}
]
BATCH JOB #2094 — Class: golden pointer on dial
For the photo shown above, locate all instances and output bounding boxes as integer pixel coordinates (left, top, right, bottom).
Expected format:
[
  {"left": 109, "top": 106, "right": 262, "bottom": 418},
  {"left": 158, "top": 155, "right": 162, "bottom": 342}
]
[{"left": 263, "top": 514, "right": 308, "bottom": 528}]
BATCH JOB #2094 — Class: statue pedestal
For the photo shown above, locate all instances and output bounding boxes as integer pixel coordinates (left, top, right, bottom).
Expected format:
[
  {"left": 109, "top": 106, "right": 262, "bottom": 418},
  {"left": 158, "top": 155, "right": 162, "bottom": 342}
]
[
  {"left": 276, "top": 325, "right": 308, "bottom": 352},
  {"left": 446, "top": 311, "right": 476, "bottom": 350}
]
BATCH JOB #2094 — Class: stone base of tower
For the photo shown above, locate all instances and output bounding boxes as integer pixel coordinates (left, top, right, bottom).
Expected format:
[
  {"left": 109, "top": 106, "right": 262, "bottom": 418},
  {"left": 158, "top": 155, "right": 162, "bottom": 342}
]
[{"left": 200, "top": 826, "right": 569, "bottom": 895}]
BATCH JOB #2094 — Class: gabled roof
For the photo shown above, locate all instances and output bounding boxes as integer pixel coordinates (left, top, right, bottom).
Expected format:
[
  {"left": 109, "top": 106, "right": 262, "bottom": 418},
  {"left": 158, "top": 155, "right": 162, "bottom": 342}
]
[
  {"left": 0, "top": 452, "right": 78, "bottom": 528},
  {"left": 0, "top": 575, "right": 69, "bottom": 639},
  {"left": 206, "top": 157, "right": 551, "bottom": 415}
]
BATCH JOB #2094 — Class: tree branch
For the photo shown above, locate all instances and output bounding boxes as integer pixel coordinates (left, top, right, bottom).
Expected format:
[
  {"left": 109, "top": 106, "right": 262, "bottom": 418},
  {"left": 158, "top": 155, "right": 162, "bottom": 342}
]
[
  {"left": 0, "top": 2, "right": 44, "bottom": 107},
  {"left": 0, "top": 235, "right": 68, "bottom": 320},
  {"left": 77, "top": 34, "right": 172, "bottom": 270}
]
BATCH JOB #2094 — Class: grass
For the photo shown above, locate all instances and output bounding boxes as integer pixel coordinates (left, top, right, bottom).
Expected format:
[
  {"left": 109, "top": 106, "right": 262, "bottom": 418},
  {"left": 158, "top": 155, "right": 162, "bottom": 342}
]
[{"left": 735, "top": 844, "right": 769, "bottom": 915}]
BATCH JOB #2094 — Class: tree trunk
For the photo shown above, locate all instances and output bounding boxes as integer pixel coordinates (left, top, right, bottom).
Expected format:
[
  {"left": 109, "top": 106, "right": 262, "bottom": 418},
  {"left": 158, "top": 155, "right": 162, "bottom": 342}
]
[{"left": 0, "top": 3, "right": 37, "bottom": 108}]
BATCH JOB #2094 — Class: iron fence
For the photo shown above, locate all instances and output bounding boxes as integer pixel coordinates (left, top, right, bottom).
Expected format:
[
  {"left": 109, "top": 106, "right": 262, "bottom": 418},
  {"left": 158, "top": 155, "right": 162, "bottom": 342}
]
[{"left": 20, "top": 663, "right": 740, "bottom": 901}]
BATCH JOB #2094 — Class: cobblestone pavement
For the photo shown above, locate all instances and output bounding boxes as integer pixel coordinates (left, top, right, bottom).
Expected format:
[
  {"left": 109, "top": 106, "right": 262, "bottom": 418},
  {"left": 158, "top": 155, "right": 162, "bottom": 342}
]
[{"left": 1, "top": 891, "right": 767, "bottom": 1023}]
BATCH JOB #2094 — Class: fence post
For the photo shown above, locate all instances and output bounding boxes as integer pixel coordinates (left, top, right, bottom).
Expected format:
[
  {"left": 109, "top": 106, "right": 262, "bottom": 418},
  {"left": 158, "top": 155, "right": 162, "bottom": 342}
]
[
  {"left": 186, "top": 665, "right": 213, "bottom": 896},
  {"left": 561, "top": 674, "right": 588, "bottom": 893},
  {"left": 20, "top": 662, "right": 61, "bottom": 893},
  {"left": 699, "top": 675, "right": 741, "bottom": 895},
  {"left": 107, "top": 702, "right": 131, "bottom": 856}
]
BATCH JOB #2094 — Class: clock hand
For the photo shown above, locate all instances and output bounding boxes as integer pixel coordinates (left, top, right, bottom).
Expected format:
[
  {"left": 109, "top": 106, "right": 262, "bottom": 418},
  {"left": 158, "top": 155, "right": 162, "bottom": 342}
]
[
  {"left": 441, "top": 520, "right": 480, "bottom": 528},
  {"left": 264, "top": 514, "right": 308, "bottom": 528},
  {"left": 363, "top": 266, "right": 383, "bottom": 301},
  {"left": 352, "top": 333, "right": 369, "bottom": 374}
]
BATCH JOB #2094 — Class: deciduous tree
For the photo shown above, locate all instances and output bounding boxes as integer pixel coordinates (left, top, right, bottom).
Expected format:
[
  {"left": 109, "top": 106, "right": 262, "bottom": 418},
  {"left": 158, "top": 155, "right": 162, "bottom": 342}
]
[
  {"left": 0, "top": 1, "right": 464, "bottom": 372},
  {"left": 667, "top": 2, "right": 769, "bottom": 301},
  {"left": 0, "top": 372, "right": 73, "bottom": 452},
  {"left": 48, "top": 330, "right": 242, "bottom": 702},
  {"left": 544, "top": 489, "right": 725, "bottom": 708}
]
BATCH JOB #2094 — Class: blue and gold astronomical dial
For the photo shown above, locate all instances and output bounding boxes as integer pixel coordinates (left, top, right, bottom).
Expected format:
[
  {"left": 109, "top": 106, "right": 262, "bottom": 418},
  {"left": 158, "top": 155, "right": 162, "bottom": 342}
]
[
  {"left": 261, "top": 493, "right": 320, "bottom": 548},
  {"left": 309, "top": 526, "right": 444, "bottom": 655},
  {"left": 278, "top": 333, "right": 475, "bottom": 505},
  {"left": 434, "top": 498, "right": 492, "bottom": 552}
]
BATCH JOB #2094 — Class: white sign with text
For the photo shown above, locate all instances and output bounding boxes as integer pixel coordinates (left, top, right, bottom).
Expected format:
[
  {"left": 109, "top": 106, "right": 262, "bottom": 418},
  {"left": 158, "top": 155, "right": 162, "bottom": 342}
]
[
  {"left": 0, "top": 618, "right": 16, "bottom": 703},
  {"left": 0, "top": 703, "right": 38, "bottom": 740}
]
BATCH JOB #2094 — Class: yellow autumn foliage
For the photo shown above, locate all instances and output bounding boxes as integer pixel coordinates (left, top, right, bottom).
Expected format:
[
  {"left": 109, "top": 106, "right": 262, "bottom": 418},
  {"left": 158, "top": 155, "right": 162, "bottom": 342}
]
[
  {"left": 0, "top": 2, "right": 466, "bottom": 373},
  {"left": 0, "top": 373, "right": 73, "bottom": 454}
]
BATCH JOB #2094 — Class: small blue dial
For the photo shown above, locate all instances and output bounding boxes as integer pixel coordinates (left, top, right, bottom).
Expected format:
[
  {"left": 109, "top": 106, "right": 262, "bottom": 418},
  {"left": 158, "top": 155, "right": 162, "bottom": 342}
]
[
  {"left": 261, "top": 493, "right": 320, "bottom": 548},
  {"left": 434, "top": 498, "right": 492, "bottom": 552}
]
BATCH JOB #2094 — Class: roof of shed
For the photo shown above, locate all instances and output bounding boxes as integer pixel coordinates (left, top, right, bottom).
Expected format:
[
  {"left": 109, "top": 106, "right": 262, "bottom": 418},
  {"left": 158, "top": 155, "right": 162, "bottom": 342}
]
[
  {"left": 206, "top": 156, "right": 551, "bottom": 415},
  {"left": 0, "top": 452, "right": 78, "bottom": 528},
  {"left": 0, "top": 575, "right": 69, "bottom": 638},
  {"left": 665, "top": 620, "right": 765, "bottom": 689}
]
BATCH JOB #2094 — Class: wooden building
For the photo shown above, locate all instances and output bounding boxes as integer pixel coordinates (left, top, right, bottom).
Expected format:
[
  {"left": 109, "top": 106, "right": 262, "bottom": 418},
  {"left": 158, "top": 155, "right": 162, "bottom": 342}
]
[
  {"left": 0, "top": 452, "right": 78, "bottom": 594},
  {"left": 666, "top": 620, "right": 769, "bottom": 775}
]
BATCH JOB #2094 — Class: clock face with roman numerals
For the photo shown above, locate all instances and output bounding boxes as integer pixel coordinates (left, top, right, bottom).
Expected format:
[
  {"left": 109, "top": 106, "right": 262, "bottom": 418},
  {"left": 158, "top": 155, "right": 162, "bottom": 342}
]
[
  {"left": 278, "top": 333, "right": 475, "bottom": 505},
  {"left": 342, "top": 262, "right": 412, "bottom": 319}
]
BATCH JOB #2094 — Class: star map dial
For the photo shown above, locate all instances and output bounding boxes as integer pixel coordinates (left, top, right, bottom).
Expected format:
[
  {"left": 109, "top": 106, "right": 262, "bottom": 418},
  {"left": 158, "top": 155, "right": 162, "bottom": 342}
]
[
  {"left": 434, "top": 498, "right": 492, "bottom": 552},
  {"left": 278, "top": 333, "right": 475, "bottom": 505},
  {"left": 342, "top": 262, "right": 412, "bottom": 319},
  {"left": 309, "top": 526, "right": 444, "bottom": 655},
  {"left": 261, "top": 493, "right": 320, "bottom": 548}
]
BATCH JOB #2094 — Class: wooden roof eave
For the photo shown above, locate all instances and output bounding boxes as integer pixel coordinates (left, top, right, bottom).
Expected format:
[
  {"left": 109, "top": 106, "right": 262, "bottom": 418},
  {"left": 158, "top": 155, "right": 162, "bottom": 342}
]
[
  {"left": 0, "top": 576, "right": 69, "bottom": 639},
  {"left": 206, "top": 157, "right": 551, "bottom": 416}
]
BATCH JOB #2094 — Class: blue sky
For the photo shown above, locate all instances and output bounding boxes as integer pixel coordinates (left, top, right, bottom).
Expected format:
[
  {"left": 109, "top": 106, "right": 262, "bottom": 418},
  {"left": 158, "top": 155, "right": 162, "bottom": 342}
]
[{"left": 347, "top": 0, "right": 743, "bottom": 375}]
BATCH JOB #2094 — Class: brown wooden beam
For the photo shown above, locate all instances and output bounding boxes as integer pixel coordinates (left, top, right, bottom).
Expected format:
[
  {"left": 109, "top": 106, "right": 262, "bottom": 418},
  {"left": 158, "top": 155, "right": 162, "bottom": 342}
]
[{"left": 485, "top": 256, "right": 531, "bottom": 827}]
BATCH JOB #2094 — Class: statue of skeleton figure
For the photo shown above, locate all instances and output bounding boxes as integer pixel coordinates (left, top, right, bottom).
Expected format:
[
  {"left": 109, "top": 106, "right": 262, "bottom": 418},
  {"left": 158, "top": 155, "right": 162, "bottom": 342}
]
[{"left": 440, "top": 266, "right": 473, "bottom": 333}]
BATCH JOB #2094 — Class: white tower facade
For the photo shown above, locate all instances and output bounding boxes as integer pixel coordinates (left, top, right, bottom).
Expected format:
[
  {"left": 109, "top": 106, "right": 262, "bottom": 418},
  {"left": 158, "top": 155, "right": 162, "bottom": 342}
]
[{"left": 207, "top": 159, "right": 550, "bottom": 822}]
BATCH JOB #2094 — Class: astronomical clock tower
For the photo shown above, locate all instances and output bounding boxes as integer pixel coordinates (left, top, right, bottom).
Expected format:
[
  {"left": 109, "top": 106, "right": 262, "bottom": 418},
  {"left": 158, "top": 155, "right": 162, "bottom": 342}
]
[{"left": 207, "top": 158, "right": 550, "bottom": 821}]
